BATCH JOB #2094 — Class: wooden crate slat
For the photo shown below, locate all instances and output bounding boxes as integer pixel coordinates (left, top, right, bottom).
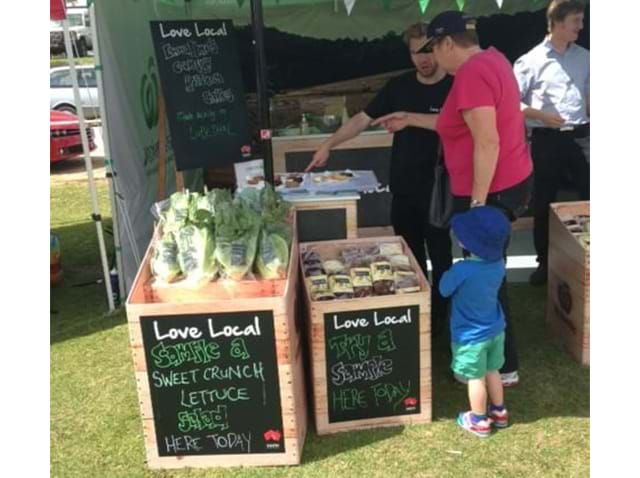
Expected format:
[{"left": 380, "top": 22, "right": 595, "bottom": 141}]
[{"left": 547, "top": 201, "right": 590, "bottom": 366}]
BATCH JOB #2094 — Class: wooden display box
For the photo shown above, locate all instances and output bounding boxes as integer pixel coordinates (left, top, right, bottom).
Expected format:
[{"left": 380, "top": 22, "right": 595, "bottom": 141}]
[
  {"left": 126, "top": 227, "right": 307, "bottom": 468},
  {"left": 547, "top": 201, "right": 590, "bottom": 366},
  {"left": 300, "top": 236, "right": 431, "bottom": 435}
]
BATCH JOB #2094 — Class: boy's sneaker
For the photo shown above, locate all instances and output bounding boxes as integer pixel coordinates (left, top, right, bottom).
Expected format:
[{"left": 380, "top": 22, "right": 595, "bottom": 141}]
[
  {"left": 456, "top": 412, "right": 491, "bottom": 438},
  {"left": 489, "top": 407, "right": 509, "bottom": 429},
  {"left": 501, "top": 371, "right": 519, "bottom": 387}
]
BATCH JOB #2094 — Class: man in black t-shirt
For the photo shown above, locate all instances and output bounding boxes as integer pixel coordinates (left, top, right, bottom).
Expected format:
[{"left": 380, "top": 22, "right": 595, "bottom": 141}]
[{"left": 305, "top": 23, "right": 453, "bottom": 334}]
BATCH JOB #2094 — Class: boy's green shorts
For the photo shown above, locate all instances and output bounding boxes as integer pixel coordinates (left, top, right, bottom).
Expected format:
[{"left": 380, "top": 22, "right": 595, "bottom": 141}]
[{"left": 451, "top": 332, "right": 505, "bottom": 379}]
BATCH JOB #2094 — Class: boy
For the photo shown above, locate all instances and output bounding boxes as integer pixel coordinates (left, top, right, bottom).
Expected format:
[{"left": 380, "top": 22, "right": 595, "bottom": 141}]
[{"left": 439, "top": 206, "right": 511, "bottom": 437}]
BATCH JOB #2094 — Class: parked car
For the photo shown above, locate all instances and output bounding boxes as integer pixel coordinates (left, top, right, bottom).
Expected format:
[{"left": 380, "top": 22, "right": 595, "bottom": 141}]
[
  {"left": 50, "top": 65, "right": 100, "bottom": 119},
  {"left": 50, "top": 7, "right": 93, "bottom": 57},
  {"left": 50, "top": 110, "right": 95, "bottom": 163}
]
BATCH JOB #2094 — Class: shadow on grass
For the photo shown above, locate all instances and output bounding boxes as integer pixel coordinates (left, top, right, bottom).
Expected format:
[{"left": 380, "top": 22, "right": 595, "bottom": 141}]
[
  {"left": 301, "top": 425, "right": 403, "bottom": 465},
  {"left": 51, "top": 220, "right": 127, "bottom": 345},
  {"left": 430, "top": 282, "right": 590, "bottom": 424}
]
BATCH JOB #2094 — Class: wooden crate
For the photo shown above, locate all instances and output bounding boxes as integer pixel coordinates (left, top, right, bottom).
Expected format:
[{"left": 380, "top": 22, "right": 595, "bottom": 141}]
[
  {"left": 547, "top": 201, "right": 590, "bottom": 366},
  {"left": 126, "top": 227, "right": 307, "bottom": 468},
  {"left": 300, "top": 236, "right": 431, "bottom": 435}
]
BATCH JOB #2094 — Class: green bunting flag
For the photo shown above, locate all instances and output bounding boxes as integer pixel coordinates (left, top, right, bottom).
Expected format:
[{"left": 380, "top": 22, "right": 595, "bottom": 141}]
[
  {"left": 419, "top": 0, "right": 430, "bottom": 15},
  {"left": 381, "top": 0, "right": 393, "bottom": 11},
  {"left": 456, "top": 0, "right": 465, "bottom": 11}
]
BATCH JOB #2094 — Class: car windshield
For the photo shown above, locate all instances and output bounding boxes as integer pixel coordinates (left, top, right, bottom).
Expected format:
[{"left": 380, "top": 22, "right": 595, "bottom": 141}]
[
  {"left": 49, "top": 14, "right": 84, "bottom": 28},
  {"left": 50, "top": 68, "right": 97, "bottom": 88}
]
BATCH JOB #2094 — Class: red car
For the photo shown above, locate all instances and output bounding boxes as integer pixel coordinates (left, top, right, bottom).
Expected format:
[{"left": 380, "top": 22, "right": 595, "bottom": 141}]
[{"left": 50, "top": 110, "right": 95, "bottom": 163}]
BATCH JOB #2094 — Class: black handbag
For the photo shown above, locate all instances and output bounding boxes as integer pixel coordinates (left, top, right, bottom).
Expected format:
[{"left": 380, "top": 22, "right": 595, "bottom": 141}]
[{"left": 428, "top": 142, "right": 454, "bottom": 228}]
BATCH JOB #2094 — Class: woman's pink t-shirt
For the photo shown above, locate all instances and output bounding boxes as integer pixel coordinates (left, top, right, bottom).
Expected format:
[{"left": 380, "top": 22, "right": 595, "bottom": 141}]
[{"left": 436, "top": 47, "right": 532, "bottom": 196}]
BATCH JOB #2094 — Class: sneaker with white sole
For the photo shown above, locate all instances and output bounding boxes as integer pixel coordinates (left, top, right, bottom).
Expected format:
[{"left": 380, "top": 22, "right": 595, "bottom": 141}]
[
  {"left": 488, "top": 407, "right": 509, "bottom": 429},
  {"left": 501, "top": 371, "right": 519, "bottom": 387},
  {"left": 456, "top": 411, "right": 491, "bottom": 438}
]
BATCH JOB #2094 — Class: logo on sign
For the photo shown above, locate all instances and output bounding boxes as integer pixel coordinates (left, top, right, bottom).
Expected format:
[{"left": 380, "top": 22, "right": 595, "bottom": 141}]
[
  {"left": 263, "top": 429, "right": 282, "bottom": 449},
  {"left": 260, "top": 129, "right": 272, "bottom": 140},
  {"left": 140, "top": 56, "right": 159, "bottom": 130},
  {"left": 404, "top": 397, "right": 418, "bottom": 410}
]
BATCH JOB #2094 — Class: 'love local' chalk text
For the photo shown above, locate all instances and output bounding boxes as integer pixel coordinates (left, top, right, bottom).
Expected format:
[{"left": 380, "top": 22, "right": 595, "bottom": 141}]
[{"left": 153, "top": 316, "right": 262, "bottom": 341}]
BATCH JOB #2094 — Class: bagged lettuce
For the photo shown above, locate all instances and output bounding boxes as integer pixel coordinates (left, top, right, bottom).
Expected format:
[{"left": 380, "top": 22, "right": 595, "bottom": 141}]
[
  {"left": 255, "top": 186, "right": 292, "bottom": 279},
  {"left": 214, "top": 201, "right": 261, "bottom": 281},
  {"left": 234, "top": 187, "right": 263, "bottom": 214},
  {"left": 150, "top": 231, "right": 182, "bottom": 283},
  {"left": 161, "top": 191, "right": 192, "bottom": 234},
  {"left": 175, "top": 224, "right": 218, "bottom": 282},
  {"left": 256, "top": 230, "right": 290, "bottom": 279}
]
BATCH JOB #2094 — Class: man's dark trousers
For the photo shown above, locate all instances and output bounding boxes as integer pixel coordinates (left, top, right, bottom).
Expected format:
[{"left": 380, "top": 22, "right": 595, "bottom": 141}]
[
  {"left": 391, "top": 192, "right": 452, "bottom": 335},
  {"left": 531, "top": 127, "right": 590, "bottom": 266}
]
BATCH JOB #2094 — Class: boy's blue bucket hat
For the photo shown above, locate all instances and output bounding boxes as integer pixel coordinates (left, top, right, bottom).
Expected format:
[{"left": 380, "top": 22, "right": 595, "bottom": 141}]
[{"left": 450, "top": 206, "right": 511, "bottom": 262}]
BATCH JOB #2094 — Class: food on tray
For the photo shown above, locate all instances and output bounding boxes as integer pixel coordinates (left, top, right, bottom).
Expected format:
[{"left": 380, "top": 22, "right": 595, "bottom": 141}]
[
  {"left": 350, "top": 267, "right": 373, "bottom": 298},
  {"left": 323, "top": 259, "right": 346, "bottom": 275},
  {"left": 330, "top": 274, "right": 354, "bottom": 299},
  {"left": 394, "top": 271, "right": 421, "bottom": 294},
  {"left": 311, "top": 170, "right": 356, "bottom": 184},
  {"left": 275, "top": 173, "right": 305, "bottom": 189},
  {"left": 390, "top": 254, "right": 412, "bottom": 272},
  {"left": 246, "top": 175, "right": 264, "bottom": 186}
]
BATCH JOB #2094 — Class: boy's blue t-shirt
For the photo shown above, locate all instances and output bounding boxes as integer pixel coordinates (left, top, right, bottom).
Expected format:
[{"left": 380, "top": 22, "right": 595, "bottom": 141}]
[{"left": 439, "top": 258, "right": 506, "bottom": 344}]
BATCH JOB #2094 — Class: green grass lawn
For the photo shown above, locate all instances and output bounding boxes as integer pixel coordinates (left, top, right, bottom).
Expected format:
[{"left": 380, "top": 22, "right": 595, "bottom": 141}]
[{"left": 51, "top": 181, "right": 589, "bottom": 478}]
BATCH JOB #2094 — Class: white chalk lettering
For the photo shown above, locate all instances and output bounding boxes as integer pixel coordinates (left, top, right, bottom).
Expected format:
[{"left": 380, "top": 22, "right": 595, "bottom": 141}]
[
  {"left": 163, "top": 434, "right": 202, "bottom": 453},
  {"left": 153, "top": 320, "right": 203, "bottom": 341},
  {"left": 195, "top": 22, "right": 228, "bottom": 38},
  {"left": 208, "top": 317, "right": 261, "bottom": 338},
  {"left": 373, "top": 308, "right": 412, "bottom": 326},
  {"left": 206, "top": 432, "right": 252, "bottom": 453},
  {"left": 333, "top": 315, "right": 369, "bottom": 330},
  {"left": 159, "top": 23, "right": 192, "bottom": 39}
]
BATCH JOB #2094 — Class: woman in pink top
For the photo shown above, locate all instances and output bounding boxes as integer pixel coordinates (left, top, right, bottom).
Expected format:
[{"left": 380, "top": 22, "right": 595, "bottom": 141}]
[{"left": 374, "top": 11, "right": 533, "bottom": 392}]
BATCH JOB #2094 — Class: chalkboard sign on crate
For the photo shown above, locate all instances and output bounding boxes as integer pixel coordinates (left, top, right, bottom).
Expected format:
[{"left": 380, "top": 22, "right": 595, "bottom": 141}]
[
  {"left": 126, "top": 226, "right": 306, "bottom": 468},
  {"left": 150, "top": 20, "right": 250, "bottom": 171},
  {"left": 300, "top": 236, "right": 431, "bottom": 435}
]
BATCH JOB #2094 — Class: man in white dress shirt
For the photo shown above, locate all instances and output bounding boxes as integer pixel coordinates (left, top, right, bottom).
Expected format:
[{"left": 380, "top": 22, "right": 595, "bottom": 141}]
[{"left": 513, "top": 0, "right": 590, "bottom": 285}]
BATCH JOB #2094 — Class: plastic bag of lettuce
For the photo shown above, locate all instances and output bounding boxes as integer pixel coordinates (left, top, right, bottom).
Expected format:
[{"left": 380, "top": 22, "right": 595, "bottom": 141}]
[
  {"left": 151, "top": 188, "right": 230, "bottom": 283},
  {"left": 214, "top": 198, "right": 262, "bottom": 281},
  {"left": 255, "top": 186, "right": 293, "bottom": 280},
  {"left": 151, "top": 185, "right": 293, "bottom": 284}
]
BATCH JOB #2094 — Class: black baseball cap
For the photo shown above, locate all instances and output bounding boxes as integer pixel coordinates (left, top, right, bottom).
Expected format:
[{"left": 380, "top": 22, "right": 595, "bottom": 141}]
[{"left": 418, "top": 10, "right": 476, "bottom": 53}]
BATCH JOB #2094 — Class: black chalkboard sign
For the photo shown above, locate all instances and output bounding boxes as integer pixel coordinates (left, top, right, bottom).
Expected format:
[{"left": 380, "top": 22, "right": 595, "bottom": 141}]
[
  {"left": 150, "top": 20, "right": 250, "bottom": 171},
  {"left": 296, "top": 209, "right": 347, "bottom": 242},
  {"left": 324, "top": 305, "right": 420, "bottom": 423},
  {"left": 140, "top": 311, "right": 285, "bottom": 456}
]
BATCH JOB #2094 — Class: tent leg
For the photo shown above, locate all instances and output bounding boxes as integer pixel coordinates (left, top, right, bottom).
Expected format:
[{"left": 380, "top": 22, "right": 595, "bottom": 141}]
[{"left": 63, "top": 19, "right": 115, "bottom": 312}]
